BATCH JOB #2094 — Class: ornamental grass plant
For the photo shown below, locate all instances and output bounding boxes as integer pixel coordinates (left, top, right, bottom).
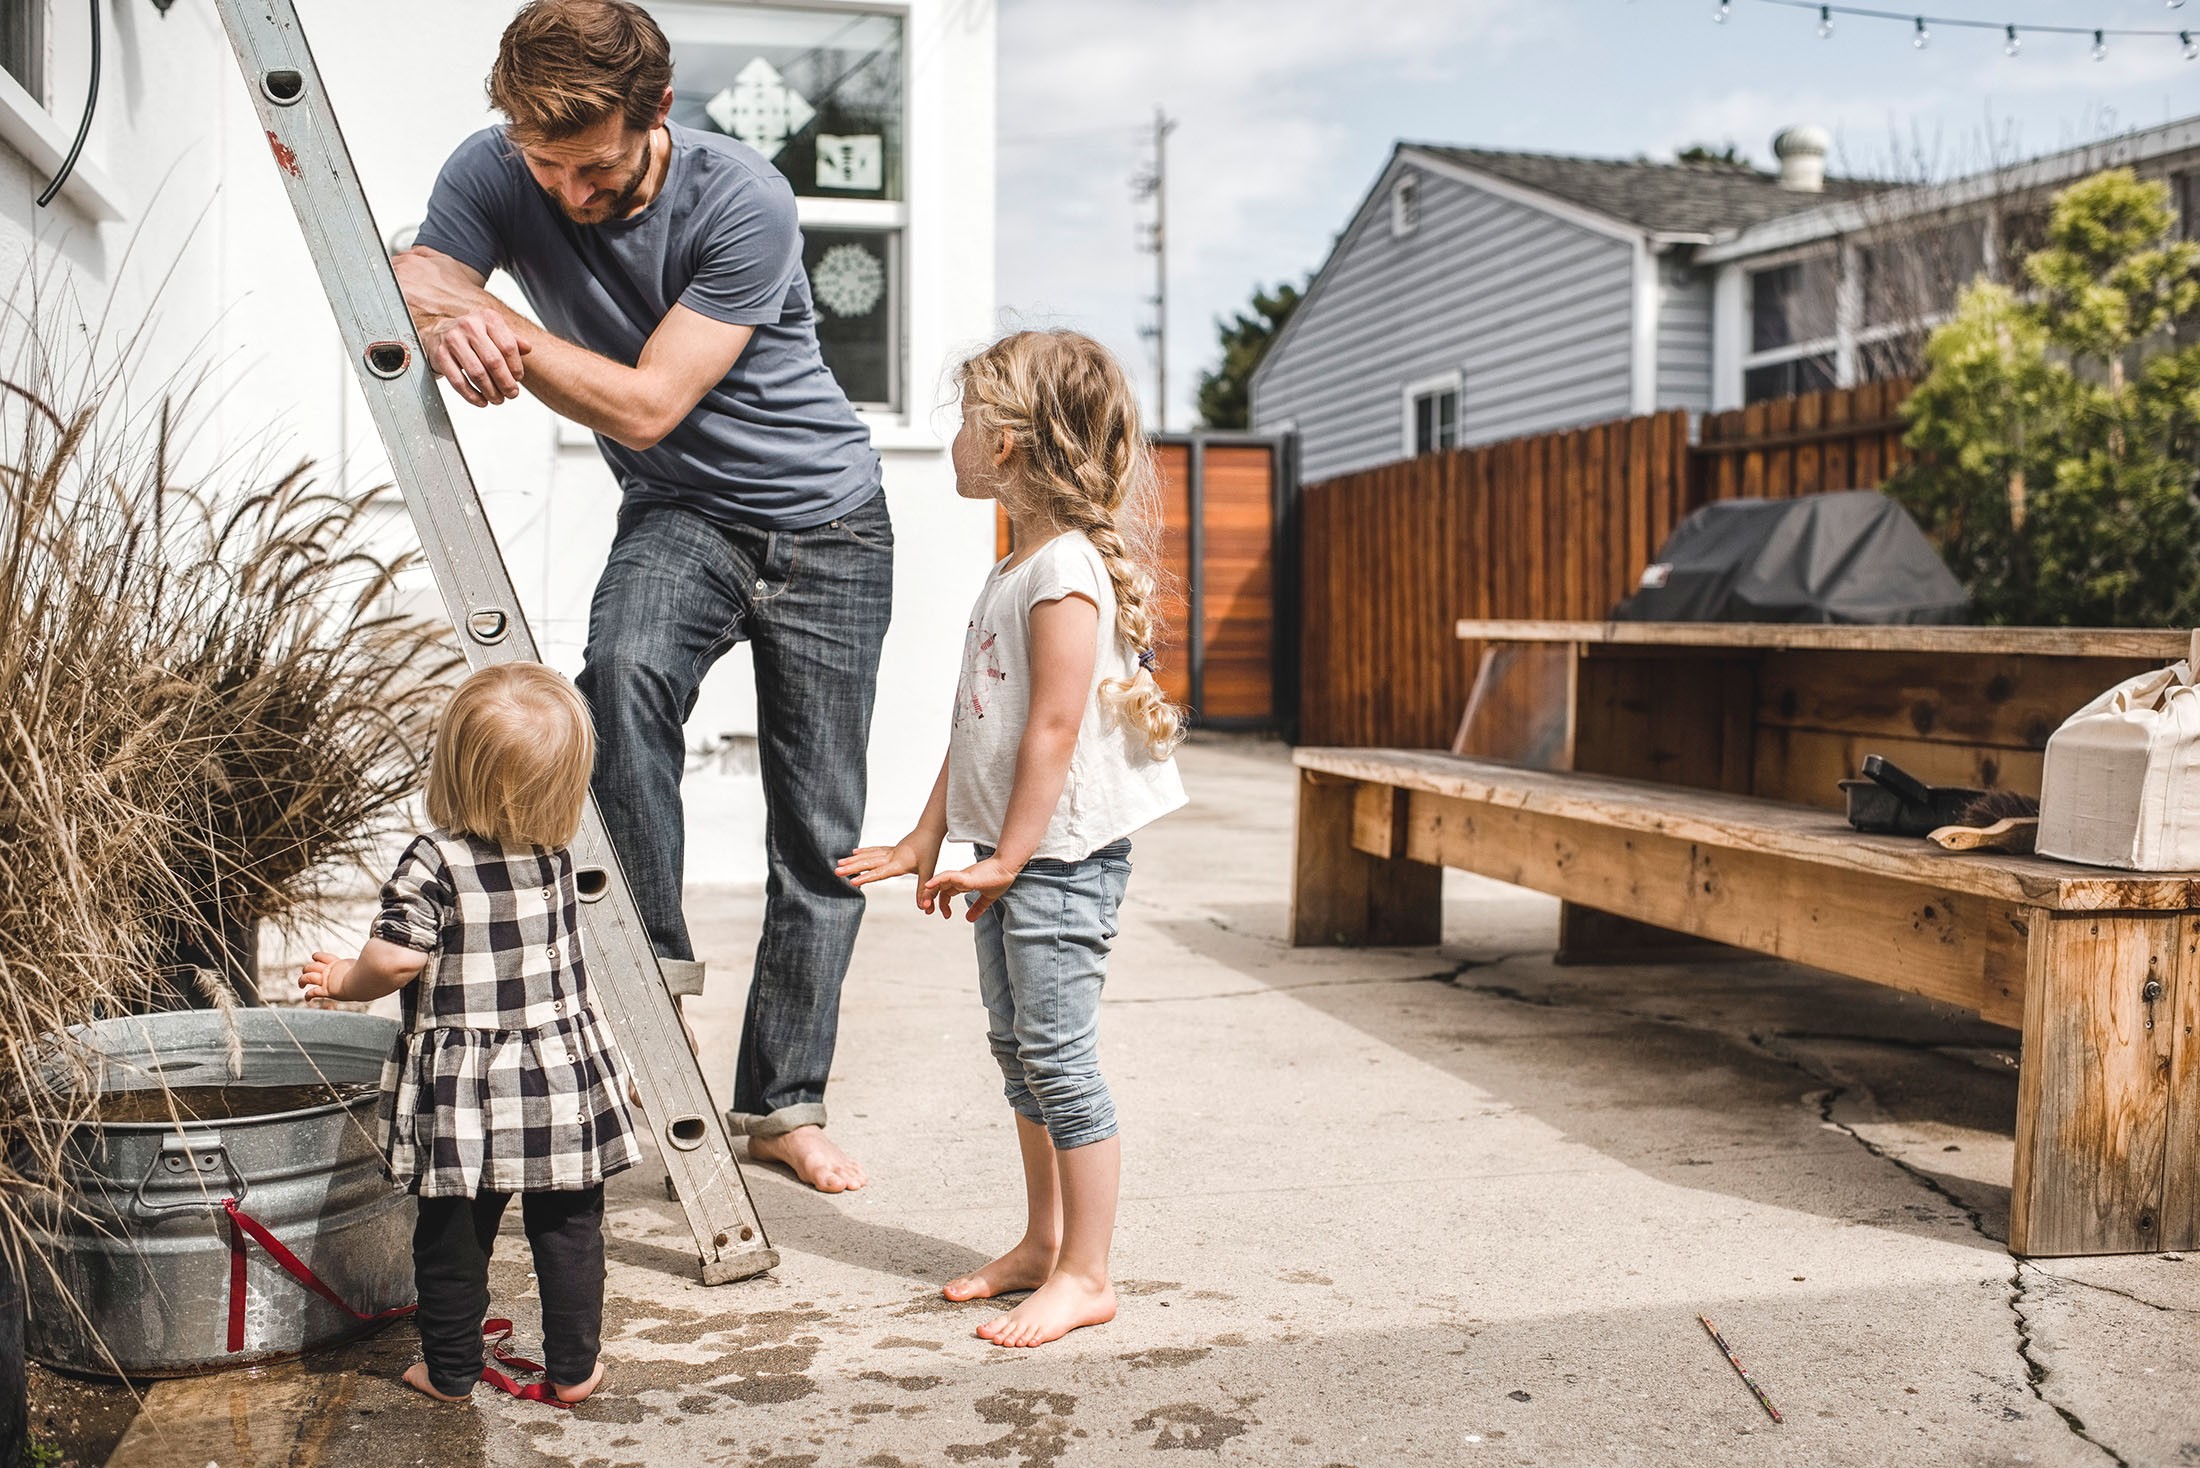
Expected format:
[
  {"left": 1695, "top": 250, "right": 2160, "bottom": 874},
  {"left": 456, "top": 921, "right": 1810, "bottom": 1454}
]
[{"left": 0, "top": 352, "right": 457, "bottom": 1222}]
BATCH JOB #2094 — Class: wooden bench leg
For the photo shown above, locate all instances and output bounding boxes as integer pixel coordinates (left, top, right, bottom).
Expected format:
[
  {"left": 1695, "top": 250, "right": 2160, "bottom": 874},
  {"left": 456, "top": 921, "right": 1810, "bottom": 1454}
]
[
  {"left": 2012, "top": 910, "right": 2199, "bottom": 1256},
  {"left": 1289, "top": 770, "right": 1442, "bottom": 947}
]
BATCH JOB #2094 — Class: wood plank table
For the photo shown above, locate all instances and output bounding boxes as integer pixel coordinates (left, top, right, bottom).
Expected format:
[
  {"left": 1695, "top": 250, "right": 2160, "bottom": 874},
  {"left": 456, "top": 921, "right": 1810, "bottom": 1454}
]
[{"left": 1291, "top": 621, "right": 2199, "bottom": 1258}]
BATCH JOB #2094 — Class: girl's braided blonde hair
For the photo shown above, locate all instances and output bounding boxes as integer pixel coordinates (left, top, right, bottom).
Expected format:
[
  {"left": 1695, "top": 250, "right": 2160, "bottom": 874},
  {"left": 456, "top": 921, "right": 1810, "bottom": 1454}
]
[{"left": 956, "top": 330, "right": 1185, "bottom": 759}]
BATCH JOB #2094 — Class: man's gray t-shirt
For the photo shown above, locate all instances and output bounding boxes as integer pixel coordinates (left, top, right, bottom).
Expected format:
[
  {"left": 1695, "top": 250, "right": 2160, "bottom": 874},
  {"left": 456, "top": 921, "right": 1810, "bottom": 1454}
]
[{"left": 415, "top": 123, "right": 878, "bottom": 530}]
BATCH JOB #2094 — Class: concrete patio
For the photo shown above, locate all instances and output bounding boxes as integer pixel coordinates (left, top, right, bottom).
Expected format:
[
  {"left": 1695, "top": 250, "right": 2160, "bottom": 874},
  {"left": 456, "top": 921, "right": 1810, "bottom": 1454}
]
[{"left": 68, "top": 735, "right": 2200, "bottom": 1467}]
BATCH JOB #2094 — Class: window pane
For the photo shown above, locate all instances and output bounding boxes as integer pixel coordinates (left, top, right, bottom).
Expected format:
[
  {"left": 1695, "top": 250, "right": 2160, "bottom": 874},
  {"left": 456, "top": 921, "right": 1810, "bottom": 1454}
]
[
  {"left": 1743, "top": 353, "right": 1835, "bottom": 404},
  {"left": 0, "top": 1, "right": 42, "bottom": 100},
  {"left": 657, "top": 4, "right": 903, "bottom": 201},
  {"left": 1862, "top": 221, "right": 1985, "bottom": 327},
  {"left": 804, "top": 227, "right": 898, "bottom": 409},
  {"left": 1437, "top": 388, "right": 1458, "bottom": 448},
  {"left": 1413, "top": 394, "right": 1436, "bottom": 456},
  {"left": 1750, "top": 258, "right": 1835, "bottom": 353}
]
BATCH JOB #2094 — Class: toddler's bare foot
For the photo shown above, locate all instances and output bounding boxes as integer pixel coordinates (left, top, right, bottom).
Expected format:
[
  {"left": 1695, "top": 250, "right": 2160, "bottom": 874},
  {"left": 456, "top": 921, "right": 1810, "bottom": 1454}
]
[
  {"left": 401, "top": 1362, "right": 472, "bottom": 1402},
  {"left": 978, "top": 1271, "right": 1116, "bottom": 1348},
  {"left": 747, "top": 1126, "right": 867, "bottom": 1193},
  {"left": 943, "top": 1240, "right": 1056, "bottom": 1302},
  {"left": 553, "top": 1359, "right": 606, "bottom": 1404}
]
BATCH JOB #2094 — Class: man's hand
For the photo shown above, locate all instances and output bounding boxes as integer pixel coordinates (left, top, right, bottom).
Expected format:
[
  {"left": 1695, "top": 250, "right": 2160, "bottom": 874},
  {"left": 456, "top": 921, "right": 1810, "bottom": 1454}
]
[
  {"left": 920, "top": 855, "right": 1020, "bottom": 922},
  {"left": 836, "top": 831, "right": 944, "bottom": 901},
  {"left": 299, "top": 951, "right": 356, "bottom": 1005},
  {"left": 394, "top": 247, "right": 529, "bottom": 407}
]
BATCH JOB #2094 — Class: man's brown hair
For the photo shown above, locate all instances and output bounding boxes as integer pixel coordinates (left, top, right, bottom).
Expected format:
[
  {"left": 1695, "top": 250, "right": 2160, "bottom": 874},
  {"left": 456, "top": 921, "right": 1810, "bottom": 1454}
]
[{"left": 488, "top": 0, "right": 673, "bottom": 144}]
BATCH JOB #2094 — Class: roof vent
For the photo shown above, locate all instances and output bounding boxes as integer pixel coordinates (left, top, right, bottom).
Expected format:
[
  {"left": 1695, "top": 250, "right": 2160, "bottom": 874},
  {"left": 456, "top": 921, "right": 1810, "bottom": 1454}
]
[{"left": 1772, "top": 124, "right": 1830, "bottom": 193}]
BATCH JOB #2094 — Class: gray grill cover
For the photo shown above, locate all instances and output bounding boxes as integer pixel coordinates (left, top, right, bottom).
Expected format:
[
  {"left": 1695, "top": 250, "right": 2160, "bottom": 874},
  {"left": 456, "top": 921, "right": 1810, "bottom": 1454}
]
[{"left": 1612, "top": 490, "right": 1969, "bottom": 624}]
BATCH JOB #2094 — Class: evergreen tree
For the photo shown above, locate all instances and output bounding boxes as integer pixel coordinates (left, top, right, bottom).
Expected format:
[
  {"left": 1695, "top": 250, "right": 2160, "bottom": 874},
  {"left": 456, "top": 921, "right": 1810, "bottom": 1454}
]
[
  {"left": 1196, "top": 280, "right": 1304, "bottom": 430},
  {"left": 1889, "top": 169, "right": 2200, "bottom": 625}
]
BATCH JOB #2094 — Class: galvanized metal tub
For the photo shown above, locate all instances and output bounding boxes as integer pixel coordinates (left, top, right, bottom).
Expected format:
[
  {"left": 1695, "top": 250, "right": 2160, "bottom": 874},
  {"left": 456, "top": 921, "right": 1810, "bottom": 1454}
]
[{"left": 22, "top": 1009, "right": 415, "bottom": 1377}]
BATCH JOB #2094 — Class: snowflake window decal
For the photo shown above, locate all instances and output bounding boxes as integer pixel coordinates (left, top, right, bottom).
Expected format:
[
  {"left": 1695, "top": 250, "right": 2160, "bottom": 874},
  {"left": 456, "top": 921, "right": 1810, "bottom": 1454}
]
[{"left": 811, "top": 243, "right": 886, "bottom": 318}]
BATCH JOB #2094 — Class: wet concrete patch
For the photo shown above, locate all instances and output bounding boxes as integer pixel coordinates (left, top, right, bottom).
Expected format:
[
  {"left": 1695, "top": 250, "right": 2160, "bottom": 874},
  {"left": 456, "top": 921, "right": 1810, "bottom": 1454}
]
[
  {"left": 873, "top": 1335, "right": 944, "bottom": 1351},
  {"left": 1115, "top": 1280, "right": 1181, "bottom": 1297},
  {"left": 943, "top": 1388, "right": 1080, "bottom": 1468},
  {"left": 1118, "top": 1347, "right": 1212, "bottom": 1370},
  {"left": 857, "top": 1369, "right": 947, "bottom": 1391},
  {"left": 1130, "top": 1397, "right": 1258, "bottom": 1452}
]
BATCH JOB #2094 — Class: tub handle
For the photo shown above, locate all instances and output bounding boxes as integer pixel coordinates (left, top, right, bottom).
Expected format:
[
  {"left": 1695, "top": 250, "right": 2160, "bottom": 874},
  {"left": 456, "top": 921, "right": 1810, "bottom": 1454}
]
[{"left": 132, "top": 1132, "right": 247, "bottom": 1216}]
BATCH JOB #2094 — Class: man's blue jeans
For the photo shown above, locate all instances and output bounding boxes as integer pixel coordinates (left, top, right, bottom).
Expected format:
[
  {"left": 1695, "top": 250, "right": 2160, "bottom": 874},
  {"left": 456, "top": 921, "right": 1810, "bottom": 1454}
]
[{"left": 576, "top": 489, "right": 893, "bottom": 1137}]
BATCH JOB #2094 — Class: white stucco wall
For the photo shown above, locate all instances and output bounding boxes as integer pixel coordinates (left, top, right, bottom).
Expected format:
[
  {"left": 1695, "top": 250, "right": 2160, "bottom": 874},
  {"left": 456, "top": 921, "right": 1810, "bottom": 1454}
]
[{"left": 4, "top": 0, "right": 997, "bottom": 887}]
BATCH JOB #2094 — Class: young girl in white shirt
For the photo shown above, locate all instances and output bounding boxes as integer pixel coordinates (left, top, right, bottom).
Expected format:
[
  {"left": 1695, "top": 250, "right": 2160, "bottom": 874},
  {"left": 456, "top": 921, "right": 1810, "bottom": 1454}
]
[{"left": 839, "top": 329, "right": 1186, "bottom": 1348}]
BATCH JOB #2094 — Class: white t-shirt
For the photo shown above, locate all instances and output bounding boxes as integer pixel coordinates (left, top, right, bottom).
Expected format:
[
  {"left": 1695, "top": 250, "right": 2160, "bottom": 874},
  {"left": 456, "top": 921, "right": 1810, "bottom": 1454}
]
[{"left": 946, "top": 532, "right": 1188, "bottom": 860}]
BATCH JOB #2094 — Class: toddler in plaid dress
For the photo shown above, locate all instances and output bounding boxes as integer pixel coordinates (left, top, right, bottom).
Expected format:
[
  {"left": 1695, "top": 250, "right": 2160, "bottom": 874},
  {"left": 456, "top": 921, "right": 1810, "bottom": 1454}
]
[{"left": 301, "top": 663, "right": 638, "bottom": 1405}]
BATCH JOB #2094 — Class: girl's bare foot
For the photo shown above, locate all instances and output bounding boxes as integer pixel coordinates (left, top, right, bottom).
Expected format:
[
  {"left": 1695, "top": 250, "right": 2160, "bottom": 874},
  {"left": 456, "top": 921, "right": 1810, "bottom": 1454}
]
[
  {"left": 747, "top": 1126, "right": 867, "bottom": 1193},
  {"left": 552, "top": 1359, "right": 606, "bottom": 1404},
  {"left": 943, "top": 1239, "right": 1056, "bottom": 1302},
  {"left": 401, "top": 1362, "right": 473, "bottom": 1402},
  {"left": 979, "top": 1271, "right": 1116, "bottom": 1347}
]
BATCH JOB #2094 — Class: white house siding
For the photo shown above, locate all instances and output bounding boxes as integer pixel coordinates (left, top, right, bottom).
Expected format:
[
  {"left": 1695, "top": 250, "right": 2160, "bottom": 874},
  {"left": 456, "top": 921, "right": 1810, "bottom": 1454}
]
[
  {"left": 1252, "top": 158, "right": 1636, "bottom": 484},
  {"left": 1655, "top": 259, "right": 1714, "bottom": 413},
  {"left": 0, "top": 0, "right": 997, "bottom": 887}
]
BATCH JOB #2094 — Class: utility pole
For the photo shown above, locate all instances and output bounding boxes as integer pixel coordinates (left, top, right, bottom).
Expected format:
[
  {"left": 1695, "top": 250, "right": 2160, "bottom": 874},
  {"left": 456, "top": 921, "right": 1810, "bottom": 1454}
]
[{"left": 1132, "top": 106, "right": 1176, "bottom": 432}]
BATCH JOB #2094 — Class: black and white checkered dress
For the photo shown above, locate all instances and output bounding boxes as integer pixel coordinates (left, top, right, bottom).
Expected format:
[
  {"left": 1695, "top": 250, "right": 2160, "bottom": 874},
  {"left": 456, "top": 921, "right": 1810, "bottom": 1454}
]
[{"left": 372, "top": 830, "right": 641, "bottom": 1198}]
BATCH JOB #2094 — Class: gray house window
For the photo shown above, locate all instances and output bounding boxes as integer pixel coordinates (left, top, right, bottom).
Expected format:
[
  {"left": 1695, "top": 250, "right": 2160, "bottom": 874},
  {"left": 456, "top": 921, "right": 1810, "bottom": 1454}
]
[
  {"left": 2, "top": 1, "right": 43, "bottom": 101},
  {"left": 1404, "top": 373, "right": 1460, "bottom": 456},
  {"left": 1744, "top": 255, "right": 1838, "bottom": 404}
]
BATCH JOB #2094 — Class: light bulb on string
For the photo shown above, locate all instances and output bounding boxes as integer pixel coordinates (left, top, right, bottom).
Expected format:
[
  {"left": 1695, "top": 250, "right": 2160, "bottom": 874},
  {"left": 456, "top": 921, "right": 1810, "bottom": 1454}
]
[
  {"left": 2183, "top": 29, "right": 2198, "bottom": 57},
  {"left": 2004, "top": 24, "right": 2021, "bottom": 56},
  {"left": 1714, "top": 0, "right": 1730, "bottom": 23},
  {"left": 2092, "top": 28, "right": 2108, "bottom": 59},
  {"left": 1817, "top": 4, "right": 1833, "bottom": 37},
  {"left": 1912, "top": 16, "right": 1929, "bottom": 48}
]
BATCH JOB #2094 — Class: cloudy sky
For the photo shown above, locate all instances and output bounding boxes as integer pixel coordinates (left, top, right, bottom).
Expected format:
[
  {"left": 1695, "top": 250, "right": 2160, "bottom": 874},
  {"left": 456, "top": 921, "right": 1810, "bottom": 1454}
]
[{"left": 994, "top": 0, "right": 2199, "bottom": 429}]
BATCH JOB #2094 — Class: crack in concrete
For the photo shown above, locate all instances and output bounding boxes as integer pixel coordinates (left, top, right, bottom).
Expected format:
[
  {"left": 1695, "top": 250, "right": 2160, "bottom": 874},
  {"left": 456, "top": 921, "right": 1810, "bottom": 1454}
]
[
  {"left": 1455, "top": 973, "right": 2147, "bottom": 1467},
  {"left": 2008, "top": 1264, "right": 2131, "bottom": 1468},
  {"left": 2024, "top": 1269, "right": 2200, "bottom": 1316}
]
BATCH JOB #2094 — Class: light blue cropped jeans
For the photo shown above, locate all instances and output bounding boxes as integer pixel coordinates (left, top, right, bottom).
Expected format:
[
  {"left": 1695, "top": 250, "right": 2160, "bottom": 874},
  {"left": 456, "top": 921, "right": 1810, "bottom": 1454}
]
[{"left": 972, "top": 839, "right": 1131, "bottom": 1151}]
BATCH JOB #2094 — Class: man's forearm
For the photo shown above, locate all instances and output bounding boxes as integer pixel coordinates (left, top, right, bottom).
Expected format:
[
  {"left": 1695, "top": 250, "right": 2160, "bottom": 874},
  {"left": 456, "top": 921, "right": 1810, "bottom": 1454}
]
[{"left": 486, "top": 301, "right": 676, "bottom": 450}]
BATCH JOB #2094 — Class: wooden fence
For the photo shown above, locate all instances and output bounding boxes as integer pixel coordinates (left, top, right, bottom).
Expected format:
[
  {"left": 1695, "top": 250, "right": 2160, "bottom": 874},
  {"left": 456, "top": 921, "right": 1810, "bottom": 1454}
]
[{"left": 1300, "top": 379, "right": 1915, "bottom": 748}]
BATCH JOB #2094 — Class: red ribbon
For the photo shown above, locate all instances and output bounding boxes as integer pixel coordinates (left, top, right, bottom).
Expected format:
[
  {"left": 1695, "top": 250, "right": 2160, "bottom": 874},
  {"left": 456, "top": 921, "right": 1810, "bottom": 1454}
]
[{"left": 221, "top": 1197, "right": 571, "bottom": 1408}]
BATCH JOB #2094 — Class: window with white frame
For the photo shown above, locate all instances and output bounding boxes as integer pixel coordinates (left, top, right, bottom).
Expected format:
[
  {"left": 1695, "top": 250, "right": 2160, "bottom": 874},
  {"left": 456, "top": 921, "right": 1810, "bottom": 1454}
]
[
  {"left": 1742, "top": 255, "right": 1837, "bottom": 403},
  {"left": 655, "top": 3, "right": 905, "bottom": 411},
  {"left": 1403, "top": 372, "right": 1460, "bottom": 456},
  {"left": 1854, "top": 219, "right": 1985, "bottom": 381},
  {"left": 1391, "top": 172, "right": 1420, "bottom": 239},
  {"left": 1, "top": 1, "right": 42, "bottom": 101}
]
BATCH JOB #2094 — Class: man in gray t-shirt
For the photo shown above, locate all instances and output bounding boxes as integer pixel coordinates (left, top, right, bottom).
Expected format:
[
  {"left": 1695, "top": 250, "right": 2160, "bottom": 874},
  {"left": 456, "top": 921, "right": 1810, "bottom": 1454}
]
[{"left": 395, "top": 0, "right": 887, "bottom": 1194}]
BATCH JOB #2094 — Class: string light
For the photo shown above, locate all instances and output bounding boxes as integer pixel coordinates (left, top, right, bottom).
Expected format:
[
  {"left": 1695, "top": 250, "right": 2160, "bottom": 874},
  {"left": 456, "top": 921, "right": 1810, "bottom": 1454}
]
[
  {"left": 1752, "top": 1, "right": 2200, "bottom": 60},
  {"left": 1715, "top": 0, "right": 1731, "bottom": 22}
]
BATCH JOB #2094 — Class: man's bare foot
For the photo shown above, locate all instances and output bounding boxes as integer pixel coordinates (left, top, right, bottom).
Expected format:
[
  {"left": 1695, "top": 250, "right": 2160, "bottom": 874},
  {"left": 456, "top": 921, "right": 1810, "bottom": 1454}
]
[
  {"left": 747, "top": 1126, "right": 867, "bottom": 1193},
  {"left": 978, "top": 1271, "right": 1116, "bottom": 1348},
  {"left": 401, "top": 1362, "right": 472, "bottom": 1402},
  {"left": 943, "top": 1239, "right": 1056, "bottom": 1302},
  {"left": 552, "top": 1359, "right": 606, "bottom": 1404}
]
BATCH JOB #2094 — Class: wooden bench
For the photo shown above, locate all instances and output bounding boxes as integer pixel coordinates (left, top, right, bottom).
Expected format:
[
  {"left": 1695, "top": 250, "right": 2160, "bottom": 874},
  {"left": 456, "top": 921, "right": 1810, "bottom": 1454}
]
[{"left": 1291, "top": 622, "right": 2200, "bottom": 1259}]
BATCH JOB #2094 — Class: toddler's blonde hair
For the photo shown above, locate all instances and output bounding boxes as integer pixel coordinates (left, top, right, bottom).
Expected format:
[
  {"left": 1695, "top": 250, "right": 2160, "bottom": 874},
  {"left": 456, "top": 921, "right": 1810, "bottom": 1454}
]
[
  {"left": 956, "top": 330, "right": 1185, "bottom": 759},
  {"left": 425, "top": 663, "right": 595, "bottom": 848}
]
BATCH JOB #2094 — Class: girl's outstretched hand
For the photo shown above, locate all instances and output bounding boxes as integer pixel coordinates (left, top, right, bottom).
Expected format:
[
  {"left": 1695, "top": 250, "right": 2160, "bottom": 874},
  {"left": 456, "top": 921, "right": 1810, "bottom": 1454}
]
[
  {"left": 921, "top": 856, "right": 1018, "bottom": 921},
  {"left": 299, "top": 951, "right": 355, "bottom": 1005},
  {"left": 837, "top": 835, "right": 939, "bottom": 900}
]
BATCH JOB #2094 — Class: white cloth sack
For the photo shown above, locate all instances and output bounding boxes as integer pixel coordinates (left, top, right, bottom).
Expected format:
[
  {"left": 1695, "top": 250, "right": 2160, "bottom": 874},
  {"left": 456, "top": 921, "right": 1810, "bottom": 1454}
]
[{"left": 2036, "top": 660, "right": 2200, "bottom": 870}]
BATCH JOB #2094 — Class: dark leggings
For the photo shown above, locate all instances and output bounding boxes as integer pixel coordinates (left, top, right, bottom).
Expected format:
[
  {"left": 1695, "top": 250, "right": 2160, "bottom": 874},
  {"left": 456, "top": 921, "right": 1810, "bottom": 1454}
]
[{"left": 412, "top": 1186, "right": 606, "bottom": 1397}]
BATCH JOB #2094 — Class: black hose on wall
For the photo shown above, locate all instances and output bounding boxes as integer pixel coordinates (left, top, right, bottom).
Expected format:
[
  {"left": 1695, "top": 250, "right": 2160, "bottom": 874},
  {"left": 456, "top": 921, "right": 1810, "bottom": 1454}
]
[{"left": 36, "top": 0, "right": 102, "bottom": 210}]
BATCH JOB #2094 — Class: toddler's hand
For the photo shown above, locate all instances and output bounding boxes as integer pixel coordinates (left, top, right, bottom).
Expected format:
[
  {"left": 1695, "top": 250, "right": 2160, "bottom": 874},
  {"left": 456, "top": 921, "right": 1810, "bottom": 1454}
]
[
  {"left": 299, "top": 951, "right": 354, "bottom": 1005},
  {"left": 921, "top": 856, "right": 1018, "bottom": 922}
]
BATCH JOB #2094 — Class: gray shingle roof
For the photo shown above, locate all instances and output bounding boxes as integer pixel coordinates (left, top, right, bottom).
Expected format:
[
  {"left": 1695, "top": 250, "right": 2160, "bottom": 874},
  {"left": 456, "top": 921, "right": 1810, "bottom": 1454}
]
[{"left": 1406, "top": 145, "right": 1890, "bottom": 238}]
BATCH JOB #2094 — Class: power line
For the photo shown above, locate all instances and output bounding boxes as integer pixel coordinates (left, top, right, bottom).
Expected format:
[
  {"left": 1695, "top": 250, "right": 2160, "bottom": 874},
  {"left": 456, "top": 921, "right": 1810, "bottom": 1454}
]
[{"left": 1736, "top": 0, "right": 2198, "bottom": 58}]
